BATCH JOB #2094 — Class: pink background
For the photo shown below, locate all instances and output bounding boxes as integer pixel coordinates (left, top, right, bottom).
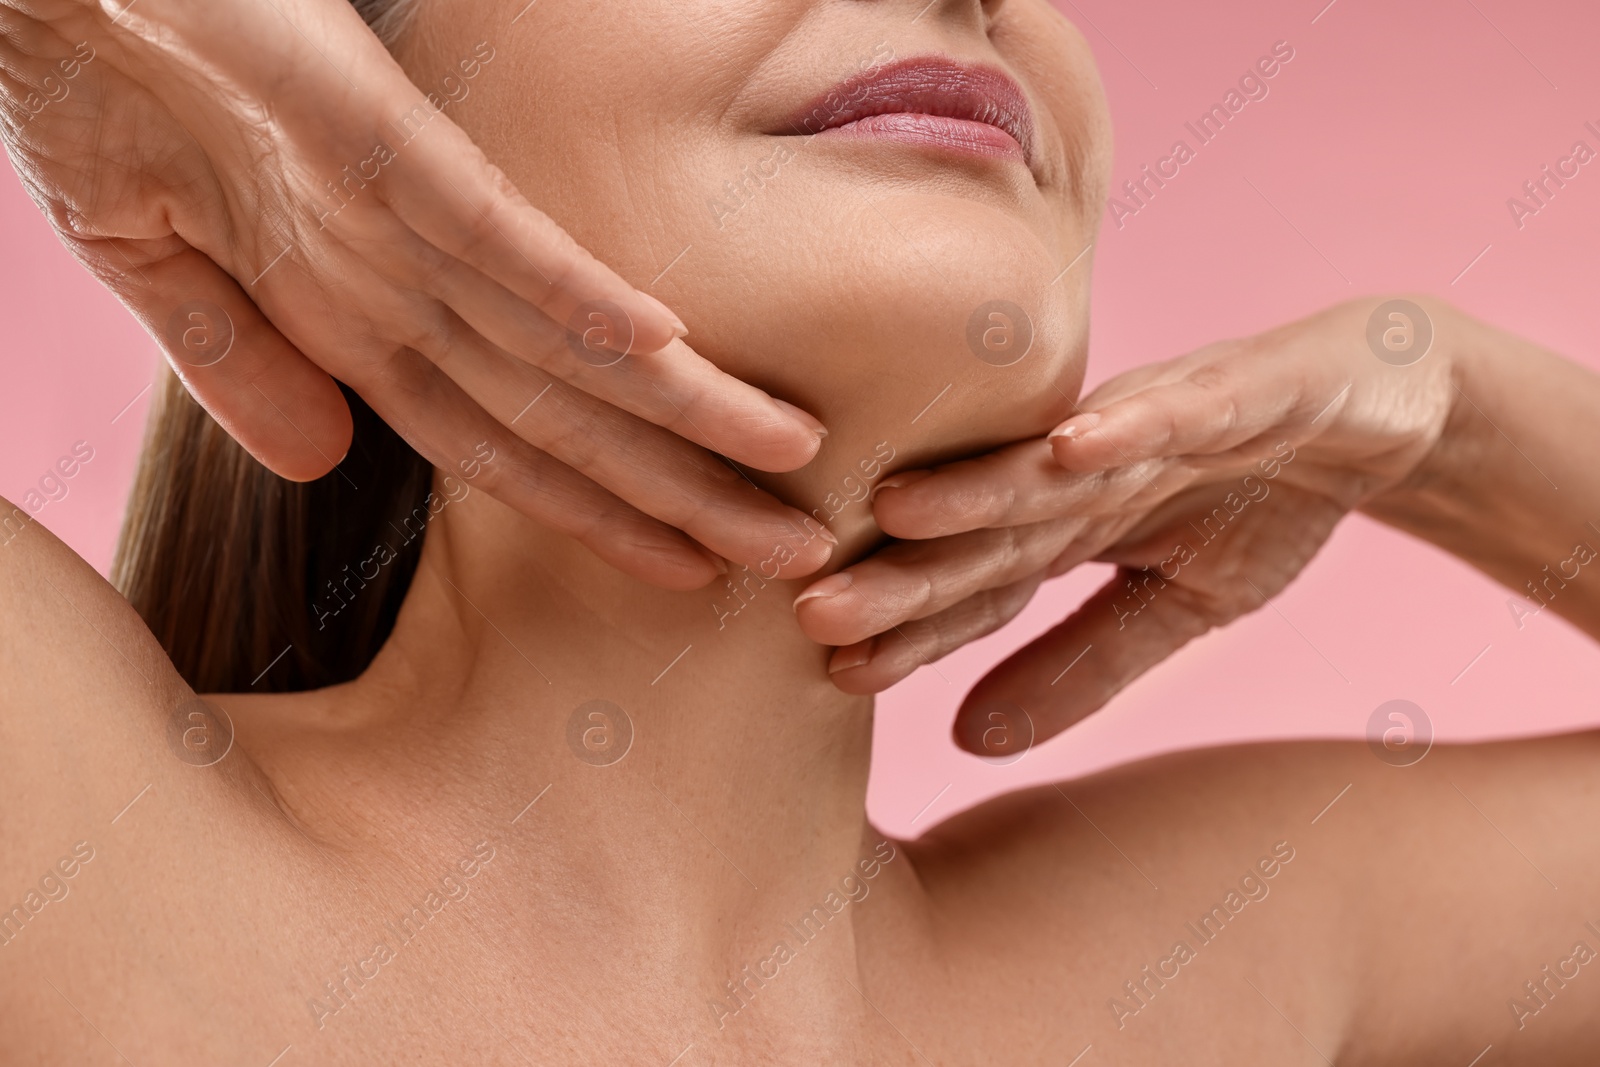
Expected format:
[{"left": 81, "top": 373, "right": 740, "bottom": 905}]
[{"left": 3, "top": 0, "right": 1598, "bottom": 838}]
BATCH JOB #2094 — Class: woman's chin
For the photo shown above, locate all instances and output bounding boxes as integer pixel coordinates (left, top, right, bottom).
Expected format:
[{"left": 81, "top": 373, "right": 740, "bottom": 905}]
[
  {"left": 777, "top": 201, "right": 1084, "bottom": 447},
  {"left": 651, "top": 181, "right": 1088, "bottom": 504}
]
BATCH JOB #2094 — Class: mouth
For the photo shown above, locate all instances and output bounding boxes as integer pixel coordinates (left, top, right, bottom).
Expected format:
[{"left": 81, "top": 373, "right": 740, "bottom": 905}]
[{"left": 783, "top": 55, "right": 1036, "bottom": 169}]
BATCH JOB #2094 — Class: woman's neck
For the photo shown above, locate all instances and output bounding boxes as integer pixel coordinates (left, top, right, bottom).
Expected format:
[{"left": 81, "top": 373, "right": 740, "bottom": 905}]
[{"left": 251, "top": 484, "right": 885, "bottom": 918}]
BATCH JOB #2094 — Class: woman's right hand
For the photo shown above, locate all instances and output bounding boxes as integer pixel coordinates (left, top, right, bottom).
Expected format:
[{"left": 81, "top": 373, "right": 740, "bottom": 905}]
[{"left": 0, "top": 0, "right": 833, "bottom": 589}]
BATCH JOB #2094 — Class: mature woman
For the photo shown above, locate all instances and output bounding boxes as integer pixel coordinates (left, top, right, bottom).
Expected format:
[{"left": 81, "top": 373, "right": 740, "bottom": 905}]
[{"left": 4, "top": 1, "right": 1600, "bottom": 1064}]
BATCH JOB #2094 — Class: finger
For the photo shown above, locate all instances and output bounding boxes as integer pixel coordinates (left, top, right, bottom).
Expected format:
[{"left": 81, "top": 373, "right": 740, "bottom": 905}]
[
  {"left": 949, "top": 570, "right": 1211, "bottom": 753},
  {"left": 825, "top": 574, "right": 1043, "bottom": 696},
  {"left": 429, "top": 335, "right": 836, "bottom": 577},
  {"left": 793, "top": 519, "right": 1079, "bottom": 647},
  {"left": 951, "top": 486, "right": 1346, "bottom": 753},
  {"left": 872, "top": 438, "right": 1174, "bottom": 540},
  {"left": 1073, "top": 360, "right": 1179, "bottom": 412},
  {"left": 2, "top": 12, "right": 351, "bottom": 478},
  {"left": 1048, "top": 352, "right": 1336, "bottom": 472},
  {"left": 418, "top": 256, "right": 825, "bottom": 471},
  {"left": 353, "top": 347, "right": 728, "bottom": 590},
  {"left": 98, "top": 239, "right": 353, "bottom": 482},
  {"left": 380, "top": 111, "right": 686, "bottom": 354}
]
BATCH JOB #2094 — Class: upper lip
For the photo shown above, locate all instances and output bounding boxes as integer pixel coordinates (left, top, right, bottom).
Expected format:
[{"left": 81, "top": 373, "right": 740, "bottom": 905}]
[{"left": 783, "top": 55, "right": 1037, "bottom": 164}]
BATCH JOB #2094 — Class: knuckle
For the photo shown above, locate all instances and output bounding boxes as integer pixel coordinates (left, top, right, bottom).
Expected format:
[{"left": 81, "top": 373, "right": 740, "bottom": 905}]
[
  {"left": 400, "top": 238, "right": 458, "bottom": 294},
  {"left": 997, "top": 524, "right": 1041, "bottom": 576},
  {"left": 536, "top": 411, "right": 610, "bottom": 478},
  {"left": 932, "top": 480, "right": 992, "bottom": 529},
  {"left": 901, "top": 566, "right": 938, "bottom": 619},
  {"left": 534, "top": 232, "right": 589, "bottom": 303},
  {"left": 392, "top": 301, "right": 458, "bottom": 357},
  {"left": 995, "top": 477, "right": 1022, "bottom": 523},
  {"left": 1161, "top": 578, "right": 1244, "bottom": 632},
  {"left": 455, "top": 209, "right": 511, "bottom": 269},
  {"left": 933, "top": 589, "right": 1012, "bottom": 653},
  {"left": 487, "top": 443, "right": 585, "bottom": 535},
  {"left": 480, "top": 159, "right": 527, "bottom": 209},
  {"left": 1213, "top": 394, "right": 1242, "bottom": 439},
  {"left": 1186, "top": 362, "right": 1234, "bottom": 392},
  {"left": 995, "top": 577, "right": 1040, "bottom": 617}
]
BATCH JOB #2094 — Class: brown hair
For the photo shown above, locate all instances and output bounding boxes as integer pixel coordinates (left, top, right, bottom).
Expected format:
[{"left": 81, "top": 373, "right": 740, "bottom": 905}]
[
  {"left": 113, "top": 372, "right": 433, "bottom": 693},
  {"left": 347, "top": 0, "right": 419, "bottom": 47}
]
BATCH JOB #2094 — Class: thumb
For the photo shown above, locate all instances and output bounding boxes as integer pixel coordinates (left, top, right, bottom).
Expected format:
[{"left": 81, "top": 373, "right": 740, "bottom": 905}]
[
  {"left": 952, "top": 569, "right": 1214, "bottom": 756},
  {"left": 953, "top": 484, "right": 1348, "bottom": 756},
  {"left": 102, "top": 240, "right": 353, "bottom": 481}
]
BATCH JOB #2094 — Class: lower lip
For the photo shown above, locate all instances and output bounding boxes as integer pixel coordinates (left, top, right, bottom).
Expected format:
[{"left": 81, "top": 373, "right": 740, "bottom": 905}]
[{"left": 817, "top": 113, "right": 1025, "bottom": 163}]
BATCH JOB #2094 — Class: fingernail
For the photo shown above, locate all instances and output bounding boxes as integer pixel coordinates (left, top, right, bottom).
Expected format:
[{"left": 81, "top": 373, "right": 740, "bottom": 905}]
[
  {"left": 1049, "top": 412, "right": 1101, "bottom": 441},
  {"left": 793, "top": 571, "right": 853, "bottom": 609},
  {"left": 812, "top": 522, "right": 838, "bottom": 546},
  {"left": 772, "top": 398, "right": 828, "bottom": 438},
  {"left": 640, "top": 292, "right": 688, "bottom": 338},
  {"left": 828, "top": 638, "right": 875, "bottom": 674},
  {"left": 691, "top": 546, "right": 730, "bottom": 578},
  {"left": 871, "top": 469, "right": 933, "bottom": 501}
]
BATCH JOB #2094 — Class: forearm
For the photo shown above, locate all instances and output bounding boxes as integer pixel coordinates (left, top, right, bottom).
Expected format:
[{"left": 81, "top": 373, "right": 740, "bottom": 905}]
[{"left": 1363, "top": 309, "right": 1600, "bottom": 640}]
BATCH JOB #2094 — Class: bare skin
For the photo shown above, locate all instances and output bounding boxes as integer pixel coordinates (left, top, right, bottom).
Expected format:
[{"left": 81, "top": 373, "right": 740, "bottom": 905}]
[
  {"left": 5, "top": 0, "right": 1600, "bottom": 1063},
  {"left": 5, "top": 304, "right": 1600, "bottom": 1065},
  {"left": 0, "top": 0, "right": 840, "bottom": 589}
]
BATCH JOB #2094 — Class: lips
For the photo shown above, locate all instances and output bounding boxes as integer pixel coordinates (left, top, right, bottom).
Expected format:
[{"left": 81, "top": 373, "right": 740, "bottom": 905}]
[{"left": 785, "top": 56, "right": 1036, "bottom": 167}]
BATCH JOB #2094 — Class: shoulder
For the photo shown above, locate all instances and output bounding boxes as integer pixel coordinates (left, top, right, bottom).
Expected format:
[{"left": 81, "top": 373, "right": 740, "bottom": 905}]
[
  {"left": 890, "top": 742, "right": 1369, "bottom": 1048},
  {"left": 0, "top": 494, "right": 188, "bottom": 711},
  {"left": 911, "top": 731, "right": 1600, "bottom": 896},
  {"left": 908, "top": 733, "right": 1600, "bottom": 1055},
  {"left": 0, "top": 499, "right": 216, "bottom": 866},
  {"left": 909, "top": 740, "right": 1365, "bottom": 889},
  {"left": 907, "top": 732, "right": 1600, "bottom": 912}
]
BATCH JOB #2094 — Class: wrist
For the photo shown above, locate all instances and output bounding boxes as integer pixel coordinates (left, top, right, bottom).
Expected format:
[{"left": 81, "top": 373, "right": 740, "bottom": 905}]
[{"left": 1358, "top": 299, "right": 1494, "bottom": 531}]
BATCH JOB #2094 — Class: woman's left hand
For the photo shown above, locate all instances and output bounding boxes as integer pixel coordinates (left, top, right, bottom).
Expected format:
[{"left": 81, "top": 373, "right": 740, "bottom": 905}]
[{"left": 793, "top": 298, "right": 1461, "bottom": 753}]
